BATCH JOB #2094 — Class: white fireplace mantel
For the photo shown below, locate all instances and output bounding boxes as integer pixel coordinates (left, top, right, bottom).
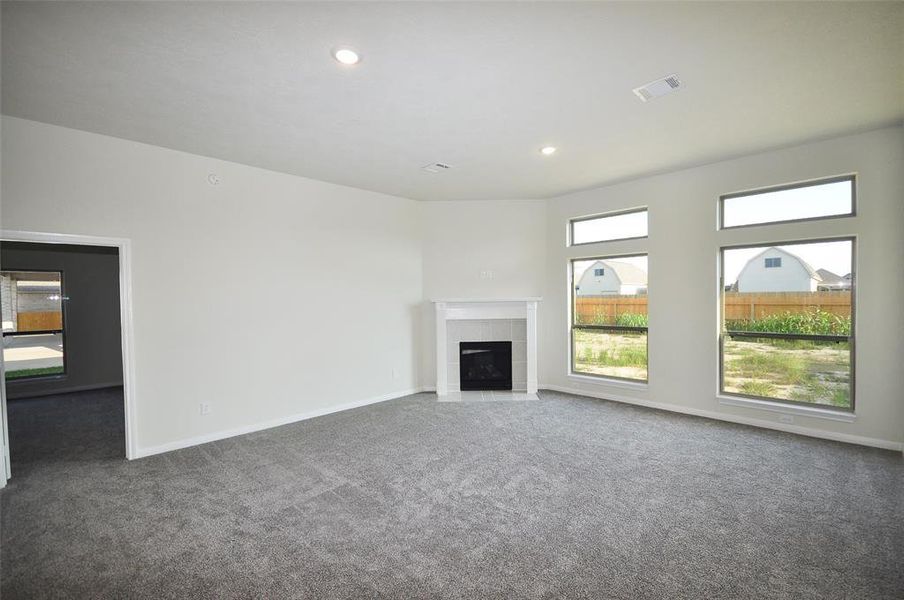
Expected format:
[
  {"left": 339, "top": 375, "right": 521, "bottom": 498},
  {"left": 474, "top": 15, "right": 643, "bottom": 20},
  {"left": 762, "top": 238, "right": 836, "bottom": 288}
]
[{"left": 433, "top": 298, "right": 540, "bottom": 396}]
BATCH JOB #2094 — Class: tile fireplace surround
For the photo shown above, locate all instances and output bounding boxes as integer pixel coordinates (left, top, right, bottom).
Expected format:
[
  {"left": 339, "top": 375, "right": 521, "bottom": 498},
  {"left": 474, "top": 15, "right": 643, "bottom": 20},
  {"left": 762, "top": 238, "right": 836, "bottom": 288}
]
[{"left": 433, "top": 299, "right": 540, "bottom": 396}]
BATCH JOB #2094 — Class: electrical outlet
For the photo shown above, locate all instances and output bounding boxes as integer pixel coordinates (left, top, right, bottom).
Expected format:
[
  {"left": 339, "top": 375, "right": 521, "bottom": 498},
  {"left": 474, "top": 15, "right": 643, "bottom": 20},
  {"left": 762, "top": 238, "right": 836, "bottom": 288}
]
[
  {"left": 479, "top": 270, "right": 495, "bottom": 280},
  {"left": 778, "top": 414, "right": 794, "bottom": 424},
  {"left": 392, "top": 367, "right": 400, "bottom": 380},
  {"left": 199, "top": 403, "right": 211, "bottom": 416}
]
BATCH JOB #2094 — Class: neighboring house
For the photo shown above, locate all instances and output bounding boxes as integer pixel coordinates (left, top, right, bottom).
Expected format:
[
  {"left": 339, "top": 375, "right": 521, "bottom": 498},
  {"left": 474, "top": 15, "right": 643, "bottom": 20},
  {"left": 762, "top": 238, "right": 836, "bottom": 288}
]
[
  {"left": 576, "top": 260, "right": 647, "bottom": 296},
  {"left": 815, "top": 269, "right": 852, "bottom": 291},
  {"left": 735, "top": 247, "right": 822, "bottom": 292}
]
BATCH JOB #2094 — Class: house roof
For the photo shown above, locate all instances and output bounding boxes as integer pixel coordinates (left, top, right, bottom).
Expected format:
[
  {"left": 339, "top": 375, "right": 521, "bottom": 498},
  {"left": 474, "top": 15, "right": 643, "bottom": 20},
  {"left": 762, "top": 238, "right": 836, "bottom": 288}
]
[
  {"left": 586, "top": 260, "right": 648, "bottom": 286},
  {"left": 816, "top": 269, "right": 844, "bottom": 285},
  {"left": 740, "top": 247, "right": 822, "bottom": 282}
]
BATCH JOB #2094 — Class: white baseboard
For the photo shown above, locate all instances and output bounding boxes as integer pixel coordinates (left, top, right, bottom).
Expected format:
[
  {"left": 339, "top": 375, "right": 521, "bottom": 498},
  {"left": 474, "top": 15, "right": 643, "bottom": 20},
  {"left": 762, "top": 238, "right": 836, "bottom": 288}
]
[
  {"left": 539, "top": 384, "right": 903, "bottom": 452},
  {"left": 133, "top": 387, "right": 425, "bottom": 459},
  {"left": 132, "top": 383, "right": 901, "bottom": 459}
]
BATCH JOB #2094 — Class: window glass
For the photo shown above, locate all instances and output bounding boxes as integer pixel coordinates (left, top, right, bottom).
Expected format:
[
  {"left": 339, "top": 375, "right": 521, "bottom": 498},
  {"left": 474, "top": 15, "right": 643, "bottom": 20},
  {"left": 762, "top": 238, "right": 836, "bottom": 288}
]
[
  {"left": 571, "top": 209, "right": 648, "bottom": 245},
  {"left": 721, "top": 239, "right": 853, "bottom": 409},
  {"left": 721, "top": 177, "right": 853, "bottom": 228},
  {"left": 1, "top": 271, "right": 65, "bottom": 379},
  {"left": 572, "top": 255, "right": 648, "bottom": 382}
]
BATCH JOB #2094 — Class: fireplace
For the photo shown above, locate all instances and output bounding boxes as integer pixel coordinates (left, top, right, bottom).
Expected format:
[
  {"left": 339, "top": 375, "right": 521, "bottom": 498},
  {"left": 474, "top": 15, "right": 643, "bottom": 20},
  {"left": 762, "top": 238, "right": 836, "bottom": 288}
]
[
  {"left": 459, "top": 341, "right": 512, "bottom": 391},
  {"left": 433, "top": 298, "right": 540, "bottom": 396}
]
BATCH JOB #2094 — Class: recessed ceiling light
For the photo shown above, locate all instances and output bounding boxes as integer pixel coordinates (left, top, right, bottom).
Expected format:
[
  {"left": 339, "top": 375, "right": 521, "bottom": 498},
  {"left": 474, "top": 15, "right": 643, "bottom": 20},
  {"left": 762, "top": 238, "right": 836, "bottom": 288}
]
[
  {"left": 332, "top": 47, "right": 360, "bottom": 66},
  {"left": 540, "top": 146, "right": 557, "bottom": 156}
]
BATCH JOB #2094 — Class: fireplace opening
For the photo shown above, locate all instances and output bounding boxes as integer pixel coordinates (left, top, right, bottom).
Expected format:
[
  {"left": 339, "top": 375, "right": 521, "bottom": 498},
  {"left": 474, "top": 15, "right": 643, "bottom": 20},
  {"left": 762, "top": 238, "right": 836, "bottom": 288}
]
[{"left": 459, "top": 341, "right": 512, "bottom": 391}]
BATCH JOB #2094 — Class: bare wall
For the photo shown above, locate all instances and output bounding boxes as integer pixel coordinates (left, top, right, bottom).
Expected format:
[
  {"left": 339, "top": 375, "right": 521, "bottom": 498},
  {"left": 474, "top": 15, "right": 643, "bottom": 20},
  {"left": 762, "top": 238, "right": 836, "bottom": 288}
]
[{"left": 0, "top": 116, "right": 423, "bottom": 455}]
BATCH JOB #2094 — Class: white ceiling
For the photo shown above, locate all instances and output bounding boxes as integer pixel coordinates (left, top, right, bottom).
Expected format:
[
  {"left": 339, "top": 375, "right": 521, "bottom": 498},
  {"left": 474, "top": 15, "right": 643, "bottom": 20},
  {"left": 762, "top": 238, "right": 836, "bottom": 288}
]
[{"left": 2, "top": 1, "right": 902, "bottom": 201}]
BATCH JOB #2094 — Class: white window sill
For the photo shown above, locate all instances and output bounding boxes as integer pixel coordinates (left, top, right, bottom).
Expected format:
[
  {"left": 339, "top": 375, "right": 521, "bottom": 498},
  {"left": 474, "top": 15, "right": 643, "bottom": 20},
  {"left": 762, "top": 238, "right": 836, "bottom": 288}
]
[
  {"left": 568, "top": 372, "right": 649, "bottom": 391},
  {"left": 717, "top": 395, "right": 856, "bottom": 423}
]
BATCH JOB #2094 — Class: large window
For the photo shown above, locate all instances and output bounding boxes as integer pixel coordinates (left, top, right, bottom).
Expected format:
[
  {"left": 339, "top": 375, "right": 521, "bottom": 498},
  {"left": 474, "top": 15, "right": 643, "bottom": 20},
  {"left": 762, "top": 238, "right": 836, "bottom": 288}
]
[
  {"left": 721, "top": 175, "right": 854, "bottom": 229},
  {"left": 570, "top": 208, "right": 648, "bottom": 245},
  {"left": 720, "top": 239, "right": 853, "bottom": 409},
  {"left": 1, "top": 271, "right": 66, "bottom": 380},
  {"left": 571, "top": 255, "right": 648, "bottom": 382}
]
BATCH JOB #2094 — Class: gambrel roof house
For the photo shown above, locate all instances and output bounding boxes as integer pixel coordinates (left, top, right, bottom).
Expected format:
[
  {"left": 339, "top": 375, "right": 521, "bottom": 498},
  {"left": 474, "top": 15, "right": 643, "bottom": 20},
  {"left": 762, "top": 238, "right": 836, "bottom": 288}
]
[
  {"left": 735, "top": 247, "right": 822, "bottom": 293},
  {"left": 575, "top": 260, "right": 648, "bottom": 296}
]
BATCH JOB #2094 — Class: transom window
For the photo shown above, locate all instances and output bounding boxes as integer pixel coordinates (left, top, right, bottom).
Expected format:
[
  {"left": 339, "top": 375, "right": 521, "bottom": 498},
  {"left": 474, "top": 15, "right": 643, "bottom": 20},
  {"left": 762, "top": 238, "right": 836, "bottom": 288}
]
[
  {"left": 720, "top": 175, "right": 854, "bottom": 229},
  {"left": 570, "top": 208, "right": 648, "bottom": 246}
]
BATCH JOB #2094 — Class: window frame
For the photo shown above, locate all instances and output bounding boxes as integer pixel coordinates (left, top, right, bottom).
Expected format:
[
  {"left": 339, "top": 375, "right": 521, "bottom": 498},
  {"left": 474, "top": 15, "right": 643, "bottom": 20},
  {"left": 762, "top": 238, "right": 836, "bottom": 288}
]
[
  {"left": 569, "top": 207, "right": 649, "bottom": 247},
  {"left": 719, "top": 174, "right": 856, "bottom": 231},
  {"left": 570, "top": 253, "right": 649, "bottom": 384},
  {"left": 718, "top": 236, "right": 856, "bottom": 412},
  {"left": 1, "top": 268, "right": 68, "bottom": 382}
]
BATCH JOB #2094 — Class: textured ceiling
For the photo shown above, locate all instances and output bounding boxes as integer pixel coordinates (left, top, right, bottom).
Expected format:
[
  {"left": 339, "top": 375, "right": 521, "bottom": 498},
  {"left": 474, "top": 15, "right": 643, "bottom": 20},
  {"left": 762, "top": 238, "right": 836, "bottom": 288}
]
[{"left": 2, "top": 1, "right": 902, "bottom": 201}]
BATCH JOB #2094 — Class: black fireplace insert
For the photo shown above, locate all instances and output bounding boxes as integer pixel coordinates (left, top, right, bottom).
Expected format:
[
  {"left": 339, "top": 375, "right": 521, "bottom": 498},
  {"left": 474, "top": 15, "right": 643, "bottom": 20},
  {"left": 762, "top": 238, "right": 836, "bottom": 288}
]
[{"left": 459, "top": 341, "right": 512, "bottom": 391}]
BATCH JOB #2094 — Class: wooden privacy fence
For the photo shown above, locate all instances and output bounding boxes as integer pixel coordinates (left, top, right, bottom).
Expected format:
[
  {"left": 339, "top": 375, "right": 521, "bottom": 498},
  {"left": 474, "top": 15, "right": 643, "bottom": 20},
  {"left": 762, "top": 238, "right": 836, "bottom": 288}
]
[
  {"left": 575, "top": 291, "right": 851, "bottom": 323},
  {"left": 723, "top": 291, "right": 851, "bottom": 321},
  {"left": 16, "top": 311, "right": 63, "bottom": 332},
  {"left": 574, "top": 296, "right": 648, "bottom": 324}
]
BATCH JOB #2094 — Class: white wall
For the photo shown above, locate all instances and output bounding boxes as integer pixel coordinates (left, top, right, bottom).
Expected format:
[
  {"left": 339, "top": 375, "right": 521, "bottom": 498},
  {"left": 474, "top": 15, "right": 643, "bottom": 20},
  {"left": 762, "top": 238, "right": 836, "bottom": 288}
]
[
  {"left": 0, "top": 116, "right": 423, "bottom": 455},
  {"left": 419, "top": 200, "right": 546, "bottom": 388},
  {"left": 3, "top": 116, "right": 902, "bottom": 454},
  {"left": 543, "top": 125, "right": 904, "bottom": 449}
]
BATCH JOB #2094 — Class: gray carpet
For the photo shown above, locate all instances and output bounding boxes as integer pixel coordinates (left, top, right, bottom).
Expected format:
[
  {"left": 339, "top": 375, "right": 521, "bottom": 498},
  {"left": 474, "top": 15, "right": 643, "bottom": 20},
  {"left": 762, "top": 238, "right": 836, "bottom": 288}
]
[{"left": 1, "top": 388, "right": 902, "bottom": 599}]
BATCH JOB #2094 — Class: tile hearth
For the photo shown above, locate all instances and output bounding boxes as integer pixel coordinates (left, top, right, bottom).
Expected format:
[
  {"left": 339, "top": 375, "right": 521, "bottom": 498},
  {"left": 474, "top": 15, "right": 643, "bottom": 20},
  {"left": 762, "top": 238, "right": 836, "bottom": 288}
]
[{"left": 437, "top": 391, "right": 540, "bottom": 403}]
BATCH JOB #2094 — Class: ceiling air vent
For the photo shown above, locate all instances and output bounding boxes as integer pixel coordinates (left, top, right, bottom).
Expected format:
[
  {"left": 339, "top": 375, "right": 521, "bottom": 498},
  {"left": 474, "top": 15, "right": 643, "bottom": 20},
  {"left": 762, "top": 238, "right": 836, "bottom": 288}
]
[
  {"left": 421, "top": 162, "right": 453, "bottom": 173},
  {"left": 632, "top": 74, "right": 682, "bottom": 102}
]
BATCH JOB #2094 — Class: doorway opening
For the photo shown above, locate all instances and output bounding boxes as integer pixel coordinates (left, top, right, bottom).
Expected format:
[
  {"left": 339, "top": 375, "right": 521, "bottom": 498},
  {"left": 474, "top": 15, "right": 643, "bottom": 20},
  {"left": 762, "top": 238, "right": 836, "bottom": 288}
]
[{"left": 0, "top": 233, "right": 136, "bottom": 487}]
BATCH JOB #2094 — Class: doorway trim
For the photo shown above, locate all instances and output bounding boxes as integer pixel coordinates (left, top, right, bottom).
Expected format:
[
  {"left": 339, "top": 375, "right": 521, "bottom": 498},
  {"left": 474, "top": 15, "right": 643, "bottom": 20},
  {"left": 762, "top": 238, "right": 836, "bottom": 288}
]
[{"left": 0, "top": 230, "right": 138, "bottom": 486}]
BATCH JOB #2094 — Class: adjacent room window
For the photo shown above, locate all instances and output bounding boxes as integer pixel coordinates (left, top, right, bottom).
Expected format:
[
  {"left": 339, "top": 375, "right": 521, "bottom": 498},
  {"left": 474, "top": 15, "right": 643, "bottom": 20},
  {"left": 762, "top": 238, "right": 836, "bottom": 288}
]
[
  {"left": 571, "top": 254, "right": 648, "bottom": 382},
  {"left": 570, "top": 208, "right": 648, "bottom": 245},
  {"left": 1, "top": 271, "right": 66, "bottom": 380},
  {"left": 720, "top": 239, "right": 853, "bottom": 410},
  {"left": 720, "top": 175, "right": 854, "bottom": 229}
]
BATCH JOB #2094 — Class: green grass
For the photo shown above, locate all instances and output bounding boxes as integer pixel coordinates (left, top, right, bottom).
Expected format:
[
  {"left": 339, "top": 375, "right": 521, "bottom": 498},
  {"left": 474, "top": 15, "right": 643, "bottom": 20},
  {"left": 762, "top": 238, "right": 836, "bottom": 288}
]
[
  {"left": 739, "top": 380, "right": 777, "bottom": 397},
  {"left": 595, "top": 345, "right": 647, "bottom": 368},
  {"left": 726, "top": 308, "right": 850, "bottom": 336},
  {"left": 583, "top": 312, "right": 648, "bottom": 327},
  {"left": 574, "top": 329, "right": 648, "bottom": 380},
  {"left": 729, "top": 347, "right": 808, "bottom": 386},
  {"left": 723, "top": 338, "right": 850, "bottom": 408},
  {"left": 573, "top": 306, "right": 852, "bottom": 407},
  {"left": 614, "top": 313, "right": 648, "bottom": 328},
  {"left": 5, "top": 366, "right": 65, "bottom": 380}
]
